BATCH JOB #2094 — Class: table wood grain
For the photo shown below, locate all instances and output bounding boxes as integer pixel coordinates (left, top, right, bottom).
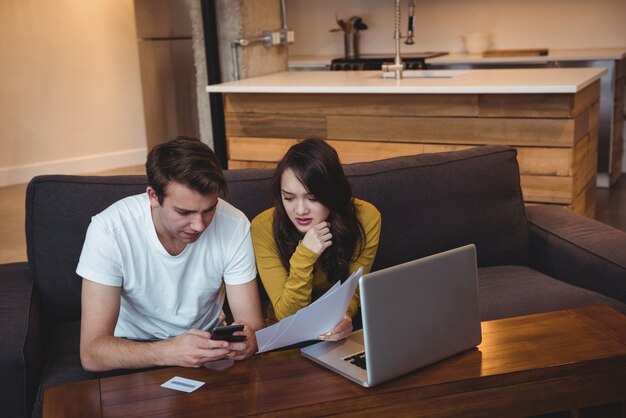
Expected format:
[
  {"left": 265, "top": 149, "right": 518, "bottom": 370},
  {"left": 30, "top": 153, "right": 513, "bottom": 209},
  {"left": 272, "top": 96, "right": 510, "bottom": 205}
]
[{"left": 43, "top": 305, "right": 626, "bottom": 417}]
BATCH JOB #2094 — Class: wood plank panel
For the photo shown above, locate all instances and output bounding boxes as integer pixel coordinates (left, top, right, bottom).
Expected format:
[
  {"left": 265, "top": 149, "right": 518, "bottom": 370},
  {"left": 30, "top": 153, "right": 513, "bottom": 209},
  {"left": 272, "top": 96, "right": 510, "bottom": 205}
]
[
  {"left": 224, "top": 92, "right": 589, "bottom": 119},
  {"left": 520, "top": 175, "right": 573, "bottom": 204},
  {"left": 227, "top": 137, "right": 296, "bottom": 162},
  {"left": 478, "top": 93, "right": 576, "bottom": 118},
  {"left": 228, "top": 136, "right": 428, "bottom": 165},
  {"left": 326, "top": 115, "right": 583, "bottom": 147},
  {"left": 570, "top": 177, "right": 597, "bottom": 217},
  {"left": 225, "top": 113, "right": 326, "bottom": 139},
  {"left": 228, "top": 138, "right": 576, "bottom": 177},
  {"left": 225, "top": 93, "right": 479, "bottom": 117},
  {"left": 573, "top": 106, "right": 591, "bottom": 147},
  {"left": 226, "top": 136, "right": 595, "bottom": 211},
  {"left": 223, "top": 83, "right": 600, "bottom": 215},
  {"left": 328, "top": 140, "right": 426, "bottom": 163},
  {"left": 572, "top": 81, "right": 601, "bottom": 118},
  {"left": 590, "top": 101, "right": 600, "bottom": 137},
  {"left": 610, "top": 116, "right": 624, "bottom": 185},
  {"left": 228, "top": 160, "right": 277, "bottom": 169},
  {"left": 421, "top": 144, "right": 576, "bottom": 176},
  {"left": 572, "top": 134, "right": 591, "bottom": 178},
  {"left": 572, "top": 132, "right": 598, "bottom": 218},
  {"left": 421, "top": 144, "right": 475, "bottom": 153},
  {"left": 515, "top": 147, "right": 573, "bottom": 176},
  {"left": 571, "top": 134, "right": 597, "bottom": 196}
]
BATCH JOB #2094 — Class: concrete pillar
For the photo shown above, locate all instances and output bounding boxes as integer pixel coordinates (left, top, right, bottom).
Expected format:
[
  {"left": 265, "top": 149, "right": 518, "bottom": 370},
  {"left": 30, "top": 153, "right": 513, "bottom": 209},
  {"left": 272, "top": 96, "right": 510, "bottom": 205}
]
[
  {"left": 216, "top": 0, "right": 289, "bottom": 81},
  {"left": 188, "top": 0, "right": 214, "bottom": 149},
  {"left": 188, "top": 0, "right": 288, "bottom": 150}
]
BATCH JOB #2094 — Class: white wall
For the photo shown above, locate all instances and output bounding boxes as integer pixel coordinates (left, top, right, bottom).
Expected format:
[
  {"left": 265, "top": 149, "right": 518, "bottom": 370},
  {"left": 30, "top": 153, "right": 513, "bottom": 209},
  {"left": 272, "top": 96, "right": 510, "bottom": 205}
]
[
  {"left": 286, "top": 0, "right": 626, "bottom": 56},
  {"left": 0, "top": 0, "right": 147, "bottom": 186}
]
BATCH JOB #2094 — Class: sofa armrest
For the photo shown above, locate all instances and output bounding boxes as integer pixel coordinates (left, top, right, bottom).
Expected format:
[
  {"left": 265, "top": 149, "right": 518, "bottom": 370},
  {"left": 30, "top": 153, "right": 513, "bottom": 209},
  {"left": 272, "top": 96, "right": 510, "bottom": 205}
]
[
  {"left": 527, "top": 205, "right": 626, "bottom": 304},
  {"left": 0, "top": 262, "right": 44, "bottom": 418}
]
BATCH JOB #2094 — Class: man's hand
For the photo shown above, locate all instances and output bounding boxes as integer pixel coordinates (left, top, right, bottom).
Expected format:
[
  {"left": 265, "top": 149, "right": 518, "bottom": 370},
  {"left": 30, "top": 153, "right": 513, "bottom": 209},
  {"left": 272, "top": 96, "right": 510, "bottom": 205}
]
[
  {"left": 224, "top": 322, "right": 258, "bottom": 360},
  {"left": 161, "top": 328, "right": 234, "bottom": 367},
  {"left": 319, "top": 315, "right": 353, "bottom": 341},
  {"left": 301, "top": 221, "right": 333, "bottom": 255}
]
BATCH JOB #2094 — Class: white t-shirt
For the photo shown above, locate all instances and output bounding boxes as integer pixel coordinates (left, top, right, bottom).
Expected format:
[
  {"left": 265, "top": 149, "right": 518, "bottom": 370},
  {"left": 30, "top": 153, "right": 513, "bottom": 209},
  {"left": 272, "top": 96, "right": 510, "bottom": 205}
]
[{"left": 76, "top": 193, "right": 256, "bottom": 340}]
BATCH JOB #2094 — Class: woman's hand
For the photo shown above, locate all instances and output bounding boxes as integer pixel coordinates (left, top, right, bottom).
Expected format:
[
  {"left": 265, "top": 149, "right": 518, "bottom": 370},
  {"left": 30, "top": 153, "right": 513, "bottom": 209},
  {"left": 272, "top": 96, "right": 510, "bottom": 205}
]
[
  {"left": 319, "top": 315, "right": 353, "bottom": 341},
  {"left": 301, "top": 221, "right": 333, "bottom": 255}
]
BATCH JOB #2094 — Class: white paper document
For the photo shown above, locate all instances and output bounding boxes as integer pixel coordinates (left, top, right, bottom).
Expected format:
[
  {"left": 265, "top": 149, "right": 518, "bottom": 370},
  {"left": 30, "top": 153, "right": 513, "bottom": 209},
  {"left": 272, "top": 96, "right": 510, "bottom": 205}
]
[{"left": 256, "top": 267, "right": 362, "bottom": 353}]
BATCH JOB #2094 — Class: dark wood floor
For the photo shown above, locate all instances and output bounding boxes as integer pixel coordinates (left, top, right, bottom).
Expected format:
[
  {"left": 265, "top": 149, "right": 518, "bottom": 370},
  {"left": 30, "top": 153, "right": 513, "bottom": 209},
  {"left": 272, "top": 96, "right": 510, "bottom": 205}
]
[{"left": 596, "top": 174, "right": 626, "bottom": 232}]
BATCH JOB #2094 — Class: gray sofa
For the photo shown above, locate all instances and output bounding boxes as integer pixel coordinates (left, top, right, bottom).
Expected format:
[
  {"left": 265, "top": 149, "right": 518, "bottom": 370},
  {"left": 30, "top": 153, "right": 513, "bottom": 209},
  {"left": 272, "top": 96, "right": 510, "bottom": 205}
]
[{"left": 2, "top": 145, "right": 625, "bottom": 418}]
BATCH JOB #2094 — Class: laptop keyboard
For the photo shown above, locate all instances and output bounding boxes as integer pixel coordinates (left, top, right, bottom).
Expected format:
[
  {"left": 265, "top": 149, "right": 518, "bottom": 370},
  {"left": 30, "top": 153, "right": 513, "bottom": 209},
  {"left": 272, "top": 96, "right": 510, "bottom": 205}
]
[{"left": 344, "top": 351, "right": 367, "bottom": 370}]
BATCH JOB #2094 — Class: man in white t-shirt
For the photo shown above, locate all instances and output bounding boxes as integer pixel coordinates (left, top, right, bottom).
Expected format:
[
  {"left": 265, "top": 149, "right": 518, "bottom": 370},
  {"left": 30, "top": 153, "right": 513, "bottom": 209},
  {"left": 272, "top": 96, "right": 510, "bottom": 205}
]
[{"left": 77, "top": 137, "right": 264, "bottom": 372}]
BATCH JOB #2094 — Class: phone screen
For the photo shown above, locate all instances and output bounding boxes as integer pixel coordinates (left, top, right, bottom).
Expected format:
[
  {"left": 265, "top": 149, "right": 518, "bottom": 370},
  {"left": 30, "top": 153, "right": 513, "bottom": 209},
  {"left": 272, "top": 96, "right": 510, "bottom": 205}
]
[{"left": 210, "top": 324, "right": 246, "bottom": 342}]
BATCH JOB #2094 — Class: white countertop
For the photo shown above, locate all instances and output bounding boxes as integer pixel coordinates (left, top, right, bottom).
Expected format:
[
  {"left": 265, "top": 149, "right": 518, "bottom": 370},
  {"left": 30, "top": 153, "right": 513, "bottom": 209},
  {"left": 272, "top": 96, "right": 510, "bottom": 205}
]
[
  {"left": 287, "top": 48, "right": 626, "bottom": 68},
  {"left": 427, "top": 48, "right": 626, "bottom": 65},
  {"left": 206, "top": 67, "right": 606, "bottom": 94}
]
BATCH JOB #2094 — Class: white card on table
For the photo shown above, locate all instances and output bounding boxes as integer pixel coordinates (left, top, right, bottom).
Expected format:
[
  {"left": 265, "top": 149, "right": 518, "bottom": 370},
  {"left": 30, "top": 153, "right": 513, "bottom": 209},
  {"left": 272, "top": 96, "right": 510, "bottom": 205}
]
[{"left": 161, "top": 376, "right": 205, "bottom": 393}]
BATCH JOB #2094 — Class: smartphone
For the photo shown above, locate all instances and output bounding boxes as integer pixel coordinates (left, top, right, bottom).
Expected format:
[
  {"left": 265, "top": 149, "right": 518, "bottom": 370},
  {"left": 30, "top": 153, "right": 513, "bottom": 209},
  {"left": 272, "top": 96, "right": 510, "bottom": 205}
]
[{"left": 210, "top": 324, "right": 246, "bottom": 342}]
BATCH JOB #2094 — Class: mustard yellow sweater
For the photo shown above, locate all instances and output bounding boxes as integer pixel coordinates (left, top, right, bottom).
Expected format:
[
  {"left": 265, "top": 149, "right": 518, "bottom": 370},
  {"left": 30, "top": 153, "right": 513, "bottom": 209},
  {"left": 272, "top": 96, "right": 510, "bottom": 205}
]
[{"left": 251, "top": 199, "right": 381, "bottom": 324}]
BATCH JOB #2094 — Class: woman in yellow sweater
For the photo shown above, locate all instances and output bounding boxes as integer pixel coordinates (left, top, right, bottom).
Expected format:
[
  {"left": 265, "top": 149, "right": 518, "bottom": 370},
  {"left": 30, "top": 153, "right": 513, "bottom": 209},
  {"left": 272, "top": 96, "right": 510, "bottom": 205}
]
[{"left": 251, "top": 139, "right": 381, "bottom": 341}]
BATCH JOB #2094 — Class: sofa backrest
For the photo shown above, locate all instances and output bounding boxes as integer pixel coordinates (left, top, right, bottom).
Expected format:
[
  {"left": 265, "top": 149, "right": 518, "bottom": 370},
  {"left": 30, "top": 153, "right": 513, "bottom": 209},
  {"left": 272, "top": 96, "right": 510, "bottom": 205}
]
[
  {"left": 26, "top": 145, "right": 528, "bottom": 325},
  {"left": 26, "top": 176, "right": 148, "bottom": 325},
  {"left": 344, "top": 145, "right": 529, "bottom": 271}
]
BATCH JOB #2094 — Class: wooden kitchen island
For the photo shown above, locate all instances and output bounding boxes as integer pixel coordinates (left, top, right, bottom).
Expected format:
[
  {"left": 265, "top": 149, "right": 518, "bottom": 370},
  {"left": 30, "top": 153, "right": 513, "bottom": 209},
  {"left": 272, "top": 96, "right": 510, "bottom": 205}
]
[{"left": 207, "top": 68, "right": 606, "bottom": 216}]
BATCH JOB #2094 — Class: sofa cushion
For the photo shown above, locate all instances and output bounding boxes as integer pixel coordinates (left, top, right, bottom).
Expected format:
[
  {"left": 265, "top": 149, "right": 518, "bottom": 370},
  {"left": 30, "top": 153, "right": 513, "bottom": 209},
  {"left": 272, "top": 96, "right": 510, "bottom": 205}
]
[
  {"left": 343, "top": 145, "right": 529, "bottom": 270},
  {"left": 478, "top": 265, "right": 626, "bottom": 321}
]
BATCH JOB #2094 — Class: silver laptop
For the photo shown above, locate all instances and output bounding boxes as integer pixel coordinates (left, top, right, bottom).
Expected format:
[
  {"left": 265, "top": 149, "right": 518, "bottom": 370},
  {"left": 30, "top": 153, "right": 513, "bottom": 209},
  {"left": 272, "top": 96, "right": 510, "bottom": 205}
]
[{"left": 300, "top": 244, "right": 482, "bottom": 387}]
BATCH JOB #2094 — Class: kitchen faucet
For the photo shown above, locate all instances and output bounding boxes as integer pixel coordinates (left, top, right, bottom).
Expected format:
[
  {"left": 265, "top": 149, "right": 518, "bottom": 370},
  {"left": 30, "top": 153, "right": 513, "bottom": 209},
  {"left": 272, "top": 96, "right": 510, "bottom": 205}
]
[
  {"left": 405, "top": 0, "right": 416, "bottom": 45},
  {"left": 382, "top": 0, "right": 406, "bottom": 80}
]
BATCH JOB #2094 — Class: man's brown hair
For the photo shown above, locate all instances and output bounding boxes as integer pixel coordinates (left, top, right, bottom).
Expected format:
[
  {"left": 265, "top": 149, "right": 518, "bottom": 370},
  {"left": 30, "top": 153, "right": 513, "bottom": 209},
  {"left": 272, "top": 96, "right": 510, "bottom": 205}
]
[{"left": 146, "top": 136, "right": 226, "bottom": 204}]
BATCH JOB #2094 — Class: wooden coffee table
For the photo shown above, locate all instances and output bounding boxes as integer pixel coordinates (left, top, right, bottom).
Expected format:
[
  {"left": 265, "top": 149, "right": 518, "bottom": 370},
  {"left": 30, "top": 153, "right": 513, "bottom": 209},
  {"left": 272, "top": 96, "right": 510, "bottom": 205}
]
[{"left": 43, "top": 305, "right": 626, "bottom": 418}]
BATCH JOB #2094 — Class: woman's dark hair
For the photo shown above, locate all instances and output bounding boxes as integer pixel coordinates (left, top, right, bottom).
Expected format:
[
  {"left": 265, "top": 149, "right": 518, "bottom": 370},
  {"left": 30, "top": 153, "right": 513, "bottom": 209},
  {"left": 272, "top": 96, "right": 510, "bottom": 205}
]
[
  {"left": 271, "top": 138, "right": 365, "bottom": 283},
  {"left": 146, "top": 136, "right": 226, "bottom": 204}
]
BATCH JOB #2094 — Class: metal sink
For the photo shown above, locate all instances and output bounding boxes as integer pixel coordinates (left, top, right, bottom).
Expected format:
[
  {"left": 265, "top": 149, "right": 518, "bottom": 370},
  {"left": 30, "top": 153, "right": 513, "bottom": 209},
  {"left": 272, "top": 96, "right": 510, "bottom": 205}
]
[{"left": 382, "top": 69, "right": 467, "bottom": 79}]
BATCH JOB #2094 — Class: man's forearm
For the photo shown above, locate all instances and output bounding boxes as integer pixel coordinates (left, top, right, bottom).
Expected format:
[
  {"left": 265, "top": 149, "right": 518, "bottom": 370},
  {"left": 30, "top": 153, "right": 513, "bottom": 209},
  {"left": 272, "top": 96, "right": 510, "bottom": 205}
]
[
  {"left": 81, "top": 335, "right": 168, "bottom": 372},
  {"left": 81, "top": 328, "right": 238, "bottom": 372}
]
